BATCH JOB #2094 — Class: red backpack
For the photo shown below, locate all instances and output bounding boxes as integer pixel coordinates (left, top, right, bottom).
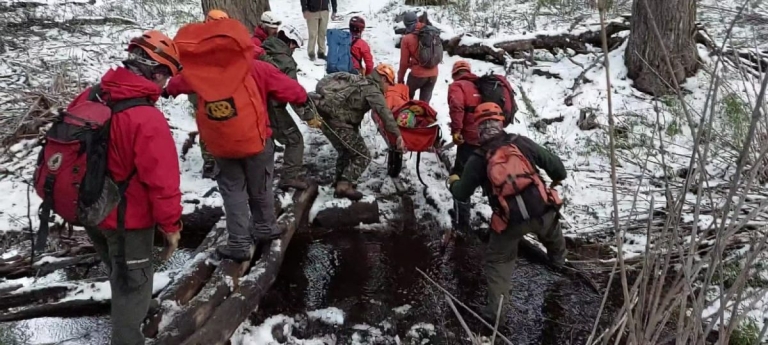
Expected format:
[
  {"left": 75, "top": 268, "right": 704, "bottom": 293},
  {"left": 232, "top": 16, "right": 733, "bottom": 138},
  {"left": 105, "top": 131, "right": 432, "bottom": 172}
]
[
  {"left": 33, "top": 85, "right": 151, "bottom": 251},
  {"left": 485, "top": 136, "right": 562, "bottom": 233},
  {"left": 174, "top": 18, "right": 269, "bottom": 159}
]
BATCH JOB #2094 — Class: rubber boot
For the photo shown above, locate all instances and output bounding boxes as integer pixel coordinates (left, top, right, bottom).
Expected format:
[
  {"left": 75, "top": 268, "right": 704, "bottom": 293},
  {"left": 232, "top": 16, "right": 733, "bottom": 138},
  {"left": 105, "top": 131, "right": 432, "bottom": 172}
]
[{"left": 334, "top": 181, "right": 363, "bottom": 201}]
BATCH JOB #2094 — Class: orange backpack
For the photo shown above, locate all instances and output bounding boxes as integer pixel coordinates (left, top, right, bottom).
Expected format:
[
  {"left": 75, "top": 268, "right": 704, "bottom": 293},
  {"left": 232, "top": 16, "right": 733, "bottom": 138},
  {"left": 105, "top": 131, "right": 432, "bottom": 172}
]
[
  {"left": 486, "top": 136, "right": 562, "bottom": 233},
  {"left": 174, "top": 18, "right": 269, "bottom": 159}
]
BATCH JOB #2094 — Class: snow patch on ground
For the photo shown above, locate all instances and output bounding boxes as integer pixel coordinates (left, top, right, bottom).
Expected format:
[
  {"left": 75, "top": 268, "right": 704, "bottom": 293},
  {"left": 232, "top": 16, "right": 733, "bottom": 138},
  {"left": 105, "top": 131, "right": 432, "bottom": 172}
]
[{"left": 307, "top": 306, "right": 345, "bottom": 325}]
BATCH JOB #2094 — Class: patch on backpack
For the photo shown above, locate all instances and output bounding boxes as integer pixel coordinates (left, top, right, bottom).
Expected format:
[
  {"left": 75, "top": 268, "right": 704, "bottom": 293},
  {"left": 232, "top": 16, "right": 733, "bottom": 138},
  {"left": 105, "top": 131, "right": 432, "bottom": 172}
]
[
  {"left": 47, "top": 152, "right": 63, "bottom": 171},
  {"left": 205, "top": 98, "right": 237, "bottom": 121}
]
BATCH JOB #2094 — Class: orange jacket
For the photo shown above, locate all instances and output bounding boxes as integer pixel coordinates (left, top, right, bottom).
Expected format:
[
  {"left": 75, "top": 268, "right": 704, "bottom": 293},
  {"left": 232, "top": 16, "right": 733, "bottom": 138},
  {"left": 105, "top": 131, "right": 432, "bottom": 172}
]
[
  {"left": 385, "top": 84, "right": 410, "bottom": 111},
  {"left": 397, "top": 23, "right": 439, "bottom": 82}
]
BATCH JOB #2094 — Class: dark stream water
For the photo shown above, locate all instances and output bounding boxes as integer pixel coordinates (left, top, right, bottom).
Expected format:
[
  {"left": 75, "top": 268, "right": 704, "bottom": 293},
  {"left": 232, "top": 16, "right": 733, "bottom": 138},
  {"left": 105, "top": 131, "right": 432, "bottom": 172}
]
[
  {"left": 255, "top": 228, "right": 612, "bottom": 345},
  {"left": 0, "top": 226, "right": 612, "bottom": 345}
]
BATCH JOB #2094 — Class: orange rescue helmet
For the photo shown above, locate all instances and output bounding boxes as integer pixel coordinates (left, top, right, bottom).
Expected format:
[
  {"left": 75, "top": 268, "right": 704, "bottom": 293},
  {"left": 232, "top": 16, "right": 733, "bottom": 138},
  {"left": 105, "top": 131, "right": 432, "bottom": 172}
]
[
  {"left": 375, "top": 63, "right": 396, "bottom": 84},
  {"left": 127, "top": 30, "right": 182, "bottom": 76},
  {"left": 451, "top": 60, "right": 471, "bottom": 76},
  {"left": 205, "top": 9, "right": 229, "bottom": 22},
  {"left": 474, "top": 102, "right": 505, "bottom": 125}
]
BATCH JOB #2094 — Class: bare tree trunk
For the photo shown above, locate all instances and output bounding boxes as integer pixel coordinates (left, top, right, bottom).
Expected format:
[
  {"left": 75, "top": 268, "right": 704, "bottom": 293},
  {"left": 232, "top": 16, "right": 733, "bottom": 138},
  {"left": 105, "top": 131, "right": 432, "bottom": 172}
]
[
  {"left": 201, "top": 0, "right": 270, "bottom": 33},
  {"left": 624, "top": 0, "right": 699, "bottom": 96}
]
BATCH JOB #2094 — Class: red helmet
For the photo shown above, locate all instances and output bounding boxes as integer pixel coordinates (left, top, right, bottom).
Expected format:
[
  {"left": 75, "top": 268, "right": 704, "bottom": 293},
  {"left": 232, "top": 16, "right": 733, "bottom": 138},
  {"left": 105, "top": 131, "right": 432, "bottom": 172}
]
[{"left": 349, "top": 16, "right": 366, "bottom": 33}]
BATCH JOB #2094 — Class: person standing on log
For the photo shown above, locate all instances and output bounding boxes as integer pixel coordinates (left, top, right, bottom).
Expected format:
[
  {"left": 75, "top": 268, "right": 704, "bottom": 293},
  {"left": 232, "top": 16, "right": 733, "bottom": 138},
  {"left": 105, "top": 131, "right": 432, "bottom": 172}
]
[
  {"left": 260, "top": 24, "right": 312, "bottom": 190},
  {"left": 447, "top": 60, "right": 482, "bottom": 235},
  {"left": 310, "top": 71, "right": 405, "bottom": 200},
  {"left": 396, "top": 10, "right": 441, "bottom": 104},
  {"left": 446, "top": 103, "right": 567, "bottom": 326},
  {"left": 167, "top": 19, "right": 313, "bottom": 262},
  {"left": 68, "top": 31, "right": 183, "bottom": 345},
  {"left": 301, "top": 0, "right": 337, "bottom": 61}
]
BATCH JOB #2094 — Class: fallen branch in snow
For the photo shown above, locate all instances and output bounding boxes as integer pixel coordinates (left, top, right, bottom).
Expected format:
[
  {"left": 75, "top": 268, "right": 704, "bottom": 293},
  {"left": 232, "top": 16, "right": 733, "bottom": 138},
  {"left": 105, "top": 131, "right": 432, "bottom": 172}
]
[
  {"left": 0, "top": 246, "right": 97, "bottom": 279},
  {"left": 178, "top": 184, "right": 319, "bottom": 345},
  {"left": 0, "top": 297, "right": 111, "bottom": 322},
  {"left": 312, "top": 199, "right": 380, "bottom": 228},
  {"left": 694, "top": 28, "right": 768, "bottom": 76},
  {"left": 3, "top": 16, "right": 138, "bottom": 33},
  {"left": 180, "top": 131, "right": 199, "bottom": 160},
  {"left": 440, "top": 19, "right": 629, "bottom": 66}
]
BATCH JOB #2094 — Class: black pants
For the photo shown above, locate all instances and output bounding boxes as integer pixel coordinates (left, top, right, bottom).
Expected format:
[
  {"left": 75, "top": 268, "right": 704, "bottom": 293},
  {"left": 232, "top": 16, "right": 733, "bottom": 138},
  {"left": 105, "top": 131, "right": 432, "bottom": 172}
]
[
  {"left": 452, "top": 143, "right": 479, "bottom": 231},
  {"left": 406, "top": 75, "right": 438, "bottom": 104}
]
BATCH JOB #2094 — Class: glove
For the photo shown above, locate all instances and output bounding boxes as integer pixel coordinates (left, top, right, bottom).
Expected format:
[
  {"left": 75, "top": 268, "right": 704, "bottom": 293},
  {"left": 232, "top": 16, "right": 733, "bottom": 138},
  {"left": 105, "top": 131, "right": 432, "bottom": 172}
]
[
  {"left": 452, "top": 133, "right": 464, "bottom": 145},
  {"left": 306, "top": 117, "right": 323, "bottom": 129},
  {"left": 159, "top": 220, "right": 182, "bottom": 261},
  {"left": 395, "top": 136, "right": 406, "bottom": 152},
  {"left": 446, "top": 174, "right": 460, "bottom": 188}
]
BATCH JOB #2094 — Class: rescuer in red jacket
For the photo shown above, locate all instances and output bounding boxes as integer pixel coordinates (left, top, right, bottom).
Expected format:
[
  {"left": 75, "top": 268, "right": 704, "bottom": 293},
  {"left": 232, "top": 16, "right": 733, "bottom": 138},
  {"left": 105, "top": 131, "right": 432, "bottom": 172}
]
[
  {"left": 68, "top": 30, "right": 183, "bottom": 345},
  {"left": 349, "top": 16, "right": 374, "bottom": 76}
]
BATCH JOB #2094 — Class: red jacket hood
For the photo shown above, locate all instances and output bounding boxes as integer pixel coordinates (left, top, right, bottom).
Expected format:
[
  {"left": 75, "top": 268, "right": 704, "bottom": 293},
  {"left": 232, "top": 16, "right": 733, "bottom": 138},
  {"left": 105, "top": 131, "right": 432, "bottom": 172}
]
[{"left": 100, "top": 67, "right": 161, "bottom": 103}]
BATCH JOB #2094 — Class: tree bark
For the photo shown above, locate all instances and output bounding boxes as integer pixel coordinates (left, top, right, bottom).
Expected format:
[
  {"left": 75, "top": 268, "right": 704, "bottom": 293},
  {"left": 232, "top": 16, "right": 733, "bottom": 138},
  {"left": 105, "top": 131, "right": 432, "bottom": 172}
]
[
  {"left": 201, "top": 0, "right": 269, "bottom": 33},
  {"left": 624, "top": 0, "right": 699, "bottom": 96}
]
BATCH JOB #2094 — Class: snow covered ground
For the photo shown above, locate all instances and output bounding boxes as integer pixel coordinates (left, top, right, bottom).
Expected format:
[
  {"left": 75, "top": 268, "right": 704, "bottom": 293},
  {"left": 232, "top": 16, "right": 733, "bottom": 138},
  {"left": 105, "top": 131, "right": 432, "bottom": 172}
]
[{"left": 1, "top": 0, "right": 768, "bottom": 342}]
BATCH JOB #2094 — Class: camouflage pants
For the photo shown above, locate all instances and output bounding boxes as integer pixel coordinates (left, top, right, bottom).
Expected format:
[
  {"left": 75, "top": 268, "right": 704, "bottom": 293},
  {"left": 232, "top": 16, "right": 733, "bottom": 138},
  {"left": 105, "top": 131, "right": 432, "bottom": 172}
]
[
  {"left": 321, "top": 124, "right": 370, "bottom": 183},
  {"left": 189, "top": 94, "right": 215, "bottom": 168},
  {"left": 483, "top": 210, "right": 566, "bottom": 322},
  {"left": 268, "top": 105, "right": 305, "bottom": 179}
]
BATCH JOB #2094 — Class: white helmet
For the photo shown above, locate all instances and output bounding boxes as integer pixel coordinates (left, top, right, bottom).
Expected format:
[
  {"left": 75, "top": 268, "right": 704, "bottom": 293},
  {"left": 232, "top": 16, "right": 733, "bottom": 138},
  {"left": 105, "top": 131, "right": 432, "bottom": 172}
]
[
  {"left": 279, "top": 24, "right": 304, "bottom": 48},
  {"left": 260, "top": 11, "right": 281, "bottom": 29}
]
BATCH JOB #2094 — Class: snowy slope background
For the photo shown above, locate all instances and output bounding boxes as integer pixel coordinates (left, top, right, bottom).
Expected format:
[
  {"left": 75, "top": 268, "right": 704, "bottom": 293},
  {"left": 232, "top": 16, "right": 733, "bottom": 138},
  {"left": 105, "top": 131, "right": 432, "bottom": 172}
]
[{"left": 1, "top": 0, "right": 768, "bottom": 342}]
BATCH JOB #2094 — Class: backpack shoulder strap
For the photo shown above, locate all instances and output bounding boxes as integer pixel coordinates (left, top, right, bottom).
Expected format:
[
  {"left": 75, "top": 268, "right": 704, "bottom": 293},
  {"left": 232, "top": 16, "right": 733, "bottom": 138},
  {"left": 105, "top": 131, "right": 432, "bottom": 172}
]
[
  {"left": 109, "top": 98, "right": 154, "bottom": 113},
  {"left": 86, "top": 83, "right": 153, "bottom": 113}
]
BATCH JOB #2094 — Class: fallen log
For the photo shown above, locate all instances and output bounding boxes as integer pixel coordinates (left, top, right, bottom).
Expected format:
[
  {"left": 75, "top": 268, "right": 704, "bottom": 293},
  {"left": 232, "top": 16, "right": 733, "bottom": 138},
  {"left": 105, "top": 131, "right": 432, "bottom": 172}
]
[
  {"left": 152, "top": 254, "right": 253, "bottom": 344},
  {"left": 312, "top": 199, "right": 380, "bottom": 228},
  {"left": 179, "top": 184, "right": 319, "bottom": 345},
  {"left": 0, "top": 285, "right": 71, "bottom": 311},
  {"left": 159, "top": 205, "right": 224, "bottom": 249},
  {"left": 142, "top": 225, "right": 227, "bottom": 338},
  {"left": 443, "top": 21, "right": 628, "bottom": 65},
  {"left": 1, "top": 253, "right": 99, "bottom": 279},
  {"left": 0, "top": 277, "right": 164, "bottom": 322}
]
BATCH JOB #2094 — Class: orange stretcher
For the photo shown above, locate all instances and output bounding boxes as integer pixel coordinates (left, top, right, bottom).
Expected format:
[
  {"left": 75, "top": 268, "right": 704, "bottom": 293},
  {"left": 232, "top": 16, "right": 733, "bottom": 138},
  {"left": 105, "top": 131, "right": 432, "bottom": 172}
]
[{"left": 371, "top": 84, "right": 443, "bottom": 185}]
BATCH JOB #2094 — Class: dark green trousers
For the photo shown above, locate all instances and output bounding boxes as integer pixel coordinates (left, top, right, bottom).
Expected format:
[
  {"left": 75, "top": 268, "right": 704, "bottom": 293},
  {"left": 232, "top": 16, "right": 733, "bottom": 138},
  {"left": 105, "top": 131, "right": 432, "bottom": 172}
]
[
  {"left": 85, "top": 226, "right": 154, "bottom": 345},
  {"left": 482, "top": 210, "right": 566, "bottom": 320},
  {"left": 268, "top": 105, "right": 305, "bottom": 179}
]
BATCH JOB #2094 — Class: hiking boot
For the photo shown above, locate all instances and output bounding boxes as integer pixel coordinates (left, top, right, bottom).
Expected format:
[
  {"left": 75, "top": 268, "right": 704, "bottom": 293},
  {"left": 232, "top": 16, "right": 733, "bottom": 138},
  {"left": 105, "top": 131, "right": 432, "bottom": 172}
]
[
  {"left": 278, "top": 177, "right": 310, "bottom": 191},
  {"left": 317, "top": 52, "right": 326, "bottom": 60},
  {"left": 334, "top": 181, "right": 363, "bottom": 201},
  {"left": 308, "top": 53, "right": 316, "bottom": 61},
  {"left": 215, "top": 245, "right": 252, "bottom": 262}
]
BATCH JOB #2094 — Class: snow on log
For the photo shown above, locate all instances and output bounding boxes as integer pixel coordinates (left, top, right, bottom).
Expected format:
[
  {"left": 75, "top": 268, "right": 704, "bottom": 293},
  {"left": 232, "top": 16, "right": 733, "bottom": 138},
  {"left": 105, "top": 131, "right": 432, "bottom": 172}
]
[{"left": 178, "top": 184, "right": 319, "bottom": 345}]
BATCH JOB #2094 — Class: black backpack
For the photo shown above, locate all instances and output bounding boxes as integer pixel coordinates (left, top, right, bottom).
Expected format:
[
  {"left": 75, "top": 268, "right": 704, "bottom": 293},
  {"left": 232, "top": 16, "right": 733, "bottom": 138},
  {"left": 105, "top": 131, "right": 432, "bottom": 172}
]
[
  {"left": 416, "top": 25, "right": 443, "bottom": 68},
  {"left": 474, "top": 74, "right": 518, "bottom": 126}
]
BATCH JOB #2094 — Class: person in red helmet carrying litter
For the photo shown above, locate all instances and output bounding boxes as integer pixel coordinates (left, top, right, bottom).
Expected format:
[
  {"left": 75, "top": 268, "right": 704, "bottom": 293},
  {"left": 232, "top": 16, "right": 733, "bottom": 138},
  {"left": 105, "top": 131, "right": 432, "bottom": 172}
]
[{"left": 34, "top": 30, "right": 183, "bottom": 345}]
